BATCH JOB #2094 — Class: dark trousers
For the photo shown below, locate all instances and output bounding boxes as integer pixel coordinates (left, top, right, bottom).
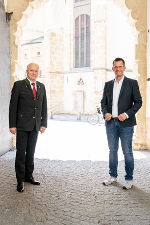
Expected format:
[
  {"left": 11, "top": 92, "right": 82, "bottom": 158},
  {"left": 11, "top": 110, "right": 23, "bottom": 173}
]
[{"left": 15, "top": 129, "right": 38, "bottom": 182}]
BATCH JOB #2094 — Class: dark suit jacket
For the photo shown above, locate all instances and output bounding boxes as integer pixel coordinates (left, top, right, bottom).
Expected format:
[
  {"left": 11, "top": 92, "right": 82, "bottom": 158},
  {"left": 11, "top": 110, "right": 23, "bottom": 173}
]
[
  {"left": 9, "top": 79, "right": 47, "bottom": 131},
  {"left": 101, "top": 76, "right": 142, "bottom": 127}
]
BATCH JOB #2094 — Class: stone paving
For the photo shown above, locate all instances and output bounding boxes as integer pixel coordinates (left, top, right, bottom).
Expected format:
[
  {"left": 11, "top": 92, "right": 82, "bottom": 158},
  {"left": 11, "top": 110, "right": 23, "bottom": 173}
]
[{"left": 0, "top": 120, "right": 150, "bottom": 225}]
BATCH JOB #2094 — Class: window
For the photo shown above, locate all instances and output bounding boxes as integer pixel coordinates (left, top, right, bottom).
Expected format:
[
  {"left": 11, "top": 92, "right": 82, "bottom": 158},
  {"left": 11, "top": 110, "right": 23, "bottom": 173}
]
[
  {"left": 75, "top": 0, "right": 85, "bottom": 2},
  {"left": 24, "top": 53, "right": 28, "bottom": 59},
  {"left": 75, "top": 14, "right": 90, "bottom": 68},
  {"left": 38, "top": 70, "right": 42, "bottom": 77},
  {"left": 37, "top": 51, "right": 41, "bottom": 56}
]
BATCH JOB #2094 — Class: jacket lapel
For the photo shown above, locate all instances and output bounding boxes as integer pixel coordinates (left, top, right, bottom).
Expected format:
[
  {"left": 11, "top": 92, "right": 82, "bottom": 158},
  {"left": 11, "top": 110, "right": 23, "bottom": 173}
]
[
  {"left": 109, "top": 80, "right": 114, "bottom": 102},
  {"left": 119, "top": 76, "right": 127, "bottom": 99},
  {"left": 24, "top": 79, "right": 33, "bottom": 95},
  {"left": 36, "top": 81, "right": 41, "bottom": 99},
  {"left": 24, "top": 79, "right": 41, "bottom": 99},
  {"left": 24, "top": 79, "right": 36, "bottom": 99}
]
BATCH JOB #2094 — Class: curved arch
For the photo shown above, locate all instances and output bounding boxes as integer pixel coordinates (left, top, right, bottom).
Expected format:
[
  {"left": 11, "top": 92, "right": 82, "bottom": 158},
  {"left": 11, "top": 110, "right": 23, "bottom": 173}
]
[
  {"left": 113, "top": 0, "right": 138, "bottom": 56},
  {"left": 15, "top": 0, "right": 49, "bottom": 45},
  {"left": 9, "top": 0, "right": 147, "bottom": 149},
  {"left": 124, "top": 0, "right": 147, "bottom": 149},
  {"left": 112, "top": 0, "right": 146, "bottom": 149},
  {"left": 10, "top": 0, "right": 49, "bottom": 83}
]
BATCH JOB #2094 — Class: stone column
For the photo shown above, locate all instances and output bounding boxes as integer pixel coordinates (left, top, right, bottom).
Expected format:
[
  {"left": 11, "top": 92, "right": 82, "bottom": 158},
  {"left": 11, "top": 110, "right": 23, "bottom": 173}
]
[
  {"left": 0, "top": 1, "right": 12, "bottom": 155},
  {"left": 146, "top": 0, "right": 150, "bottom": 149}
]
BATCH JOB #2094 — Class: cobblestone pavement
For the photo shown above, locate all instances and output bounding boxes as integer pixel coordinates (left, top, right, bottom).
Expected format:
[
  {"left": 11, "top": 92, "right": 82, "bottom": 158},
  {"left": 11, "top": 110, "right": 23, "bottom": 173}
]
[{"left": 0, "top": 120, "right": 150, "bottom": 225}]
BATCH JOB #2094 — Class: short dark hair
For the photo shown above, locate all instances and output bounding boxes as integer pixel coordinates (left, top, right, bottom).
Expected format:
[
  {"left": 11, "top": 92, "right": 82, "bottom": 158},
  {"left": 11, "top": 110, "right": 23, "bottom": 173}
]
[{"left": 113, "top": 58, "right": 125, "bottom": 66}]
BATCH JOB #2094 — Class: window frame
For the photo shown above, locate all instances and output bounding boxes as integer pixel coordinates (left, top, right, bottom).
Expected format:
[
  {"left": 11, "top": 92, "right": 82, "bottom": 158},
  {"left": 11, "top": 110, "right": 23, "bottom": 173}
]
[{"left": 74, "top": 14, "right": 90, "bottom": 68}]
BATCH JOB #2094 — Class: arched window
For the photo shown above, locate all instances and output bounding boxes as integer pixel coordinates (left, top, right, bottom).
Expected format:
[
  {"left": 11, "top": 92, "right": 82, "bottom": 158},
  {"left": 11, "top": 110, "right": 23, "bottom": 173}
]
[{"left": 75, "top": 14, "right": 90, "bottom": 68}]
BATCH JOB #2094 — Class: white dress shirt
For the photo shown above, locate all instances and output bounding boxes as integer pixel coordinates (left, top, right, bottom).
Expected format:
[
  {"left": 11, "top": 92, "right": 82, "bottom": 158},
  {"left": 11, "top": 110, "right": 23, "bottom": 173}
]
[
  {"left": 112, "top": 76, "right": 124, "bottom": 118},
  {"left": 27, "top": 78, "right": 37, "bottom": 91}
]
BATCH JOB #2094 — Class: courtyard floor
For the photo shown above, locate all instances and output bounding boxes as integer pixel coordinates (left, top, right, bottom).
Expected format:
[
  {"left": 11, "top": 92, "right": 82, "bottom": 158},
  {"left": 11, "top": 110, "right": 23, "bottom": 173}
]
[{"left": 0, "top": 118, "right": 150, "bottom": 225}]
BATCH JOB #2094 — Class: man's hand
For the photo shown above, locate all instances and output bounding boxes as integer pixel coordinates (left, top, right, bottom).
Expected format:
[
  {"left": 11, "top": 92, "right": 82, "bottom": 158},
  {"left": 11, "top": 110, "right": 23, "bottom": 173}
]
[
  {"left": 118, "top": 113, "right": 127, "bottom": 121},
  {"left": 105, "top": 113, "right": 112, "bottom": 121},
  {"left": 9, "top": 127, "right": 17, "bottom": 134},
  {"left": 40, "top": 126, "right": 46, "bottom": 133}
]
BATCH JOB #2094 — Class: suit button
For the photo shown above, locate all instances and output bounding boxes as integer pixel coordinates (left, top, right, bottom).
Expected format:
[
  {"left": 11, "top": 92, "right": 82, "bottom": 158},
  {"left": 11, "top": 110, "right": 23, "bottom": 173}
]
[{"left": 33, "top": 116, "right": 35, "bottom": 119}]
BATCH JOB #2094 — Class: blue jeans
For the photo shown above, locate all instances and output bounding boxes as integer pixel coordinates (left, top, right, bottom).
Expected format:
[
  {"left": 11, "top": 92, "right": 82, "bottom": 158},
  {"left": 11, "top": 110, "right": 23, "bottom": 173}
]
[{"left": 105, "top": 120, "right": 134, "bottom": 180}]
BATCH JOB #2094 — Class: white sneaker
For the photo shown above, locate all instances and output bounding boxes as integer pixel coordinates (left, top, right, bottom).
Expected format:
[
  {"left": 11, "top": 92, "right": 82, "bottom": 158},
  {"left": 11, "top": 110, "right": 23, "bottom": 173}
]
[
  {"left": 123, "top": 180, "right": 133, "bottom": 190},
  {"left": 103, "top": 176, "right": 117, "bottom": 186}
]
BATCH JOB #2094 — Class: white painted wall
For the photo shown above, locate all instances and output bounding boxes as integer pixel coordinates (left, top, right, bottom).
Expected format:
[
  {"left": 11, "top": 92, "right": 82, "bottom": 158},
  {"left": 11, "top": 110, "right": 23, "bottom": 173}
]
[{"left": 0, "top": 1, "right": 12, "bottom": 155}]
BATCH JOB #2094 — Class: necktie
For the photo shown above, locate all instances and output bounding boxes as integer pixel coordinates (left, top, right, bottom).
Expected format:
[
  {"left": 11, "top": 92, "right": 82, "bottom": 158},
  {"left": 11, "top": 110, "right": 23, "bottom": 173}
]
[{"left": 31, "top": 83, "right": 36, "bottom": 100}]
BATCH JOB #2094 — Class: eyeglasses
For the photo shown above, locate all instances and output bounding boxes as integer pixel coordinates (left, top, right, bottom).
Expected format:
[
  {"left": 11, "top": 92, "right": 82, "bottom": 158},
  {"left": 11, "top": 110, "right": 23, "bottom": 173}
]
[{"left": 113, "top": 66, "right": 124, "bottom": 69}]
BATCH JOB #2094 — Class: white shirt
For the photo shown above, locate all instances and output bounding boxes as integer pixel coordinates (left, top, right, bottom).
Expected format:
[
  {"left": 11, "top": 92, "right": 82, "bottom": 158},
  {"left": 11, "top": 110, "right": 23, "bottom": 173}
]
[
  {"left": 27, "top": 78, "right": 37, "bottom": 91},
  {"left": 112, "top": 77, "right": 124, "bottom": 118}
]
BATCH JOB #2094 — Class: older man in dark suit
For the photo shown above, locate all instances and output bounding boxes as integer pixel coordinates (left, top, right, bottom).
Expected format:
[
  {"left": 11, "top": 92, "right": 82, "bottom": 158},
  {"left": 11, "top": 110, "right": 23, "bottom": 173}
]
[
  {"left": 101, "top": 58, "right": 142, "bottom": 189},
  {"left": 9, "top": 63, "right": 47, "bottom": 192}
]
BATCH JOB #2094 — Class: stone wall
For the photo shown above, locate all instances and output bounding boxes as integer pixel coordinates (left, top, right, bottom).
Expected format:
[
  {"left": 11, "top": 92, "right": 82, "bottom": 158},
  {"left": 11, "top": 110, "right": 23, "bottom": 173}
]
[
  {"left": 125, "top": 0, "right": 147, "bottom": 149},
  {"left": 50, "top": 73, "right": 64, "bottom": 114},
  {"left": 147, "top": 0, "right": 150, "bottom": 150},
  {"left": 0, "top": 0, "right": 12, "bottom": 155}
]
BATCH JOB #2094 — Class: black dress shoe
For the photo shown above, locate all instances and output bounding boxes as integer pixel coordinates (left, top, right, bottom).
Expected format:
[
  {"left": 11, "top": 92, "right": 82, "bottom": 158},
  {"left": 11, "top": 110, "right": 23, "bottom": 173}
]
[
  {"left": 17, "top": 182, "right": 24, "bottom": 192},
  {"left": 25, "top": 177, "right": 40, "bottom": 185}
]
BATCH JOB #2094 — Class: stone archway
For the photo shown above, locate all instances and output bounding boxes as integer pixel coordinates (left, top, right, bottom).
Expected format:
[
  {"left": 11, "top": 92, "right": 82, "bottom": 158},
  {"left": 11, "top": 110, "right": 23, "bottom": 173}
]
[
  {"left": 7, "top": 0, "right": 49, "bottom": 83},
  {"left": 124, "top": 0, "right": 147, "bottom": 149},
  {"left": 8, "top": 0, "right": 148, "bottom": 149},
  {"left": 109, "top": 0, "right": 147, "bottom": 149}
]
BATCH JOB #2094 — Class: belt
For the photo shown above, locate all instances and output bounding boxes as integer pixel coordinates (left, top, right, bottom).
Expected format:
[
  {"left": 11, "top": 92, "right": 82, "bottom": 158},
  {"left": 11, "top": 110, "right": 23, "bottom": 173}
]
[{"left": 111, "top": 117, "right": 119, "bottom": 121}]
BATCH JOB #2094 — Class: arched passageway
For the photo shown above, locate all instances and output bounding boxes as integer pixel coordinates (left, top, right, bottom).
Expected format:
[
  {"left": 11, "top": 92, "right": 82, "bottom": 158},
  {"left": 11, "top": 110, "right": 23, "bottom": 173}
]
[
  {"left": 8, "top": 0, "right": 148, "bottom": 150},
  {"left": 0, "top": 1, "right": 150, "bottom": 224}
]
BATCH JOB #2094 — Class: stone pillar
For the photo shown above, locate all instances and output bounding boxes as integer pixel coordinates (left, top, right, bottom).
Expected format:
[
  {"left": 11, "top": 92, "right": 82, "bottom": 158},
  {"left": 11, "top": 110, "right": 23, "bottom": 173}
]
[
  {"left": 124, "top": 0, "right": 147, "bottom": 150},
  {"left": 146, "top": 0, "right": 150, "bottom": 149},
  {"left": 0, "top": 1, "right": 12, "bottom": 155},
  {"left": 7, "top": 0, "right": 33, "bottom": 84}
]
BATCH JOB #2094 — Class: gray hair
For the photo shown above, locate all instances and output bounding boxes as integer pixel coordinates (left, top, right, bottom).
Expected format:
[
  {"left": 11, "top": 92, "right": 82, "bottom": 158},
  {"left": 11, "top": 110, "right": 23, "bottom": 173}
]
[{"left": 27, "top": 63, "right": 39, "bottom": 70}]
